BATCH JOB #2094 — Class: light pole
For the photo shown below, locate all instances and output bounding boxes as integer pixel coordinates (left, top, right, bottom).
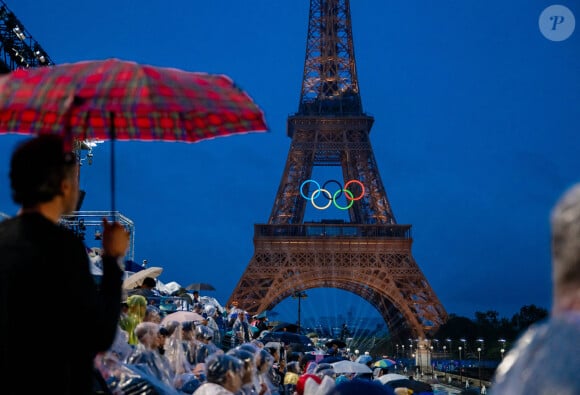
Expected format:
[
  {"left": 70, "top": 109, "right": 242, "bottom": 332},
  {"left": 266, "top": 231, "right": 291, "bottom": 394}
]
[
  {"left": 430, "top": 346, "right": 434, "bottom": 377},
  {"left": 442, "top": 345, "right": 447, "bottom": 379},
  {"left": 458, "top": 346, "right": 463, "bottom": 386},
  {"left": 292, "top": 291, "right": 308, "bottom": 333},
  {"left": 477, "top": 347, "right": 482, "bottom": 386},
  {"left": 499, "top": 338, "right": 506, "bottom": 360}
]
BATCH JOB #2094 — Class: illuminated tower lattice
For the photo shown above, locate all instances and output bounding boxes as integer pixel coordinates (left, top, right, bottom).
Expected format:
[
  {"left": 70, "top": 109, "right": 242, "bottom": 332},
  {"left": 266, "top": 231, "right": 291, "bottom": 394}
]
[{"left": 228, "top": 0, "right": 447, "bottom": 341}]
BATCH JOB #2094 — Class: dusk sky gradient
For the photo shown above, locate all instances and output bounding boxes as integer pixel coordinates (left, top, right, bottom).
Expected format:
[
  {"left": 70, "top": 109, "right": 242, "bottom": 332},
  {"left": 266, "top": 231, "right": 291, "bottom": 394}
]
[{"left": 1, "top": 1, "right": 579, "bottom": 326}]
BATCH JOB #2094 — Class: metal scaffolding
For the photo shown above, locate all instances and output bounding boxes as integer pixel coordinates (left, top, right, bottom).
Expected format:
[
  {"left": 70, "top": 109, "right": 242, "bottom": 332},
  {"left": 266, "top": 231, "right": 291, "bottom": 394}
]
[{"left": 0, "top": 0, "right": 54, "bottom": 73}]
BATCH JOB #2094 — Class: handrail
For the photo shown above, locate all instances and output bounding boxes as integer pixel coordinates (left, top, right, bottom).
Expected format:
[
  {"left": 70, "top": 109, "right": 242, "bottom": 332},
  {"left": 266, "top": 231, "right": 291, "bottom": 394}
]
[{"left": 254, "top": 223, "right": 411, "bottom": 238}]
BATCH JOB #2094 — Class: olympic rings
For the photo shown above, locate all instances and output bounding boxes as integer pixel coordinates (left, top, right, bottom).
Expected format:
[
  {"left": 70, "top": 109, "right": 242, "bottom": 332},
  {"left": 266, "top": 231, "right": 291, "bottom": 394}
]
[{"left": 300, "top": 179, "right": 365, "bottom": 210}]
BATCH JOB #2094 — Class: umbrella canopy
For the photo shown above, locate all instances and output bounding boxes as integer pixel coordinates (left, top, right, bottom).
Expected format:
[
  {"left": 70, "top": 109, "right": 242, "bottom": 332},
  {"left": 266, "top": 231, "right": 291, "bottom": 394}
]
[
  {"left": 185, "top": 282, "right": 216, "bottom": 291},
  {"left": 160, "top": 310, "right": 205, "bottom": 326},
  {"left": 355, "top": 354, "right": 373, "bottom": 364},
  {"left": 384, "top": 379, "right": 433, "bottom": 393},
  {"left": 331, "top": 360, "right": 372, "bottom": 375},
  {"left": 270, "top": 321, "right": 299, "bottom": 333},
  {"left": 373, "top": 358, "right": 396, "bottom": 369},
  {"left": 0, "top": 58, "right": 268, "bottom": 141},
  {"left": 122, "top": 266, "right": 163, "bottom": 290},
  {"left": 377, "top": 373, "right": 408, "bottom": 385},
  {"left": 0, "top": 58, "right": 269, "bottom": 211}
]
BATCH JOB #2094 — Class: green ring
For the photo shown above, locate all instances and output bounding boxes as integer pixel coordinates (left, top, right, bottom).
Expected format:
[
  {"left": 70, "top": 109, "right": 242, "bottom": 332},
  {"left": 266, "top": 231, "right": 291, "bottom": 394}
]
[{"left": 333, "top": 189, "right": 354, "bottom": 210}]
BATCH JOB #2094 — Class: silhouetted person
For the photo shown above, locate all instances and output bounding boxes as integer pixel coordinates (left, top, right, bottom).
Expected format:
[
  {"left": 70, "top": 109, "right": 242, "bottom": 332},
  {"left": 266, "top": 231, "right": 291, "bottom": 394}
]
[
  {"left": 0, "top": 134, "right": 130, "bottom": 395},
  {"left": 130, "top": 276, "right": 159, "bottom": 298}
]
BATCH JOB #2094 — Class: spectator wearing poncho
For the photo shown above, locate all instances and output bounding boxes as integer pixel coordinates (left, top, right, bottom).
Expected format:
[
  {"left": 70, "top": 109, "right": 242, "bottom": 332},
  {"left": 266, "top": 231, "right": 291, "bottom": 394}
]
[{"left": 120, "top": 294, "right": 147, "bottom": 345}]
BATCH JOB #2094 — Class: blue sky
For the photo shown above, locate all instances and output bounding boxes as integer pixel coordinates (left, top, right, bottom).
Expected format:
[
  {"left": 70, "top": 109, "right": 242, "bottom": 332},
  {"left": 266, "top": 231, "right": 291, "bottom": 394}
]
[{"left": 1, "top": 1, "right": 579, "bottom": 325}]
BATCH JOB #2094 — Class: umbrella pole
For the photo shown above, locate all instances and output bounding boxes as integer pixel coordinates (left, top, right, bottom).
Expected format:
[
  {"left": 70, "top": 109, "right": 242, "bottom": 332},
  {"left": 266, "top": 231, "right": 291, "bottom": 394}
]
[{"left": 109, "top": 111, "right": 116, "bottom": 219}]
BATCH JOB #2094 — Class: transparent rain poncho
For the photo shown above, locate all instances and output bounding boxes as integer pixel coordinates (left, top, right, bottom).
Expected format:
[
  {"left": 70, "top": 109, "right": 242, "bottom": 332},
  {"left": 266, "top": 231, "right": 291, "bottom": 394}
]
[
  {"left": 490, "top": 314, "right": 580, "bottom": 395},
  {"left": 95, "top": 350, "right": 182, "bottom": 395},
  {"left": 119, "top": 295, "right": 147, "bottom": 345}
]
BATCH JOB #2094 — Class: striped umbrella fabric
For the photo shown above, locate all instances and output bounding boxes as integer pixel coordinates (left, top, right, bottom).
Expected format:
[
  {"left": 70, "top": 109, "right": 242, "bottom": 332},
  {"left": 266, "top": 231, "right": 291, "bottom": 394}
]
[{"left": 0, "top": 58, "right": 268, "bottom": 142}]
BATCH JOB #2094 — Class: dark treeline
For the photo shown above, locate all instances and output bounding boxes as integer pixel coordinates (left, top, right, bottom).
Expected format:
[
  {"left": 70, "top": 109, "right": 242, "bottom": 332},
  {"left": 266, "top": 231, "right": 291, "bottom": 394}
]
[
  {"left": 433, "top": 304, "right": 548, "bottom": 358},
  {"left": 365, "top": 304, "right": 548, "bottom": 359}
]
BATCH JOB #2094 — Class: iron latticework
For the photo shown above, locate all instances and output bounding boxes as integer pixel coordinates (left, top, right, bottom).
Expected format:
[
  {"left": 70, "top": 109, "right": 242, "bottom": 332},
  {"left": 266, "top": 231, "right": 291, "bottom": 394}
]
[
  {"left": 0, "top": 1, "right": 54, "bottom": 73},
  {"left": 228, "top": 0, "right": 447, "bottom": 340}
]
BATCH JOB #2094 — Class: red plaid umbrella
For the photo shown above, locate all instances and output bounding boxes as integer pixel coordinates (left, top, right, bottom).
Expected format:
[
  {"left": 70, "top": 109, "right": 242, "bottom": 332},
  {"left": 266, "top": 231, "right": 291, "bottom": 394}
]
[
  {"left": 0, "top": 58, "right": 268, "bottom": 209},
  {"left": 0, "top": 58, "right": 268, "bottom": 142}
]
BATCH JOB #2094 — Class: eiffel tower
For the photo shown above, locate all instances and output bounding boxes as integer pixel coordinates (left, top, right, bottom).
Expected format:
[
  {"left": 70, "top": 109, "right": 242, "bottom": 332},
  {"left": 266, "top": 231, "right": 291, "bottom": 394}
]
[{"left": 228, "top": 0, "right": 447, "bottom": 340}]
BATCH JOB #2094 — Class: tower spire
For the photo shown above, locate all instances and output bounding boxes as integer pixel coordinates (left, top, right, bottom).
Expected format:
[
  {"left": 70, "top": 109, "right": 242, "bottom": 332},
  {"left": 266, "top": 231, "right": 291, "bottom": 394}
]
[{"left": 299, "top": 0, "right": 362, "bottom": 115}]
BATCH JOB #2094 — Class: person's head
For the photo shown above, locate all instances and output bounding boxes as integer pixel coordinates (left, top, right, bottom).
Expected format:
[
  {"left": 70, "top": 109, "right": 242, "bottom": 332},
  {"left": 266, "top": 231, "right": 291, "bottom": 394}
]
[
  {"left": 134, "top": 321, "right": 161, "bottom": 349},
  {"left": 143, "top": 305, "right": 161, "bottom": 323},
  {"left": 141, "top": 277, "right": 156, "bottom": 289},
  {"left": 286, "top": 360, "right": 301, "bottom": 374},
  {"left": 314, "top": 362, "right": 335, "bottom": 379},
  {"left": 205, "top": 305, "right": 217, "bottom": 317},
  {"left": 255, "top": 348, "right": 274, "bottom": 374},
  {"left": 126, "top": 295, "right": 147, "bottom": 319},
  {"left": 205, "top": 353, "right": 244, "bottom": 393},
  {"left": 10, "top": 134, "right": 79, "bottom": 213},
  {"left": 181, "top": 321, "right": 195, "bottom": 340},
  {"left": 227, "top": 348, "right": 256, "bottom": 384},
  {"left": 550, "top": 183, "right": 580, "bottom": 313},
  {"left": 195, "top": 324, "right": 214, "bottom": 343}
]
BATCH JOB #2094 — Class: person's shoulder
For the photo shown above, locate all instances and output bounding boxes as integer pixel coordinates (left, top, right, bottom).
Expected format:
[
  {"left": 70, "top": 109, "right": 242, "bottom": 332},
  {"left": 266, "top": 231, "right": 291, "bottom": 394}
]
[{"left": 491, "top": 316, "right": 580, "bottom": 394}]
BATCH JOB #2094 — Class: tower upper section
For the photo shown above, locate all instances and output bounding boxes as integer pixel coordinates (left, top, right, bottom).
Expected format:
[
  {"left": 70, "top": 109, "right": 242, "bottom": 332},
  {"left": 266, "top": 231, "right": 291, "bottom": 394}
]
[{"left": 297, "top": 0, "right": 363, "bottom": 116}]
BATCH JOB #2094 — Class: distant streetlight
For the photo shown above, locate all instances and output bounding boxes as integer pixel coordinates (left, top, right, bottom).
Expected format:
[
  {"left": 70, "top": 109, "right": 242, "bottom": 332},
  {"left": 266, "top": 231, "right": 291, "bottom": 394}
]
[
  {"left": 442, "top": 345, "right": 447, "bottom": 378},
  {"left": 430, "top": 346, "right": 434, "bottom": 377},
  {"left": 459, "top": 346, "right": 463, "bottom": 386},
  {"left": 477, "top": 347, "right": 482, "bottom": 386},
  {"left": 292, "top": 291, "right": 308, "bottom": 332},
  {"left": 498, "top": 338, "right": 506, "bottom": 360}
]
